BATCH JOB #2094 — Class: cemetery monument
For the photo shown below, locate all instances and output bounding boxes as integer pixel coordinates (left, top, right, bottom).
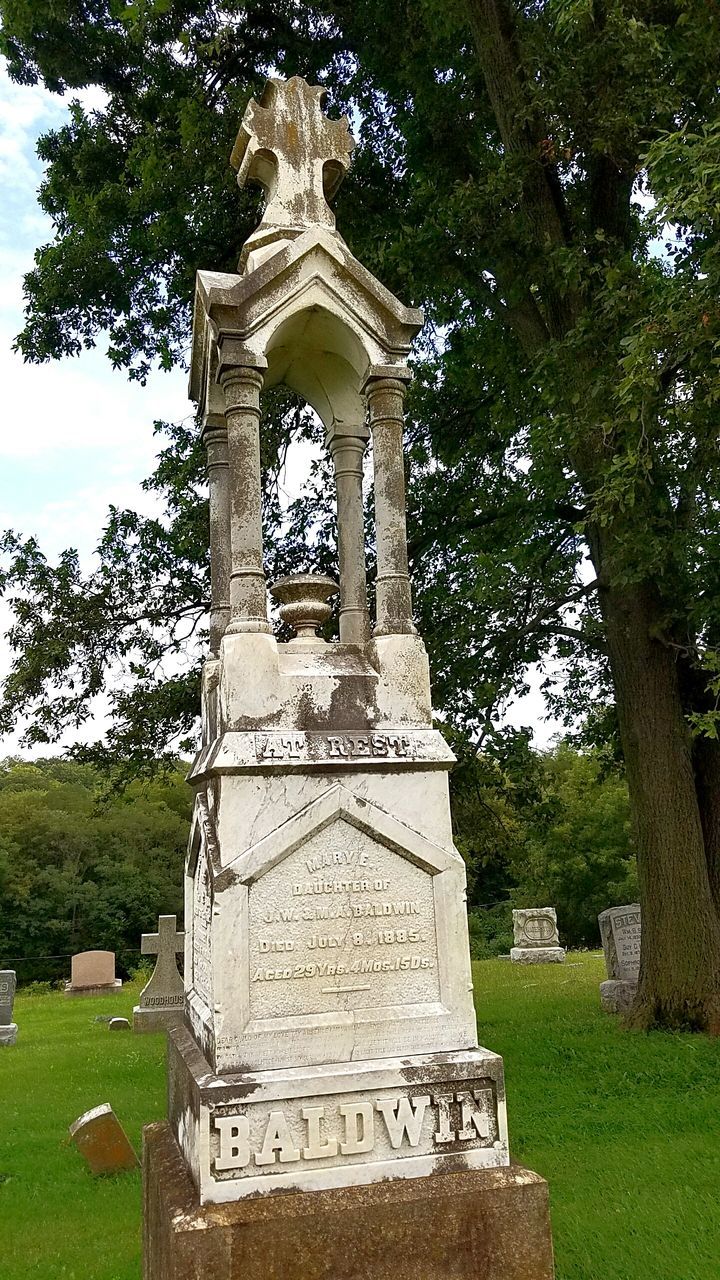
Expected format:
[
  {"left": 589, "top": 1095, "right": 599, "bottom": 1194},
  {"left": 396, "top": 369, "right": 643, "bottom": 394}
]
[
  {"left": 133, "top": 915, "right": 185, "bottom": 1032},
  {"left": 65, "top": 950, "right": 122, "bottom": 997},
  {"left": 0, "top": 969, "right": 17, "bottom": 1045},
  {"left": 598, "top": 903, "right": 641, "bottom": 1013},
  {"left": 143, "top": 76, "right": 555, "bottom": 1280},
  {"left": 511, "top": 907, "right": 565, "bottom": 964}
]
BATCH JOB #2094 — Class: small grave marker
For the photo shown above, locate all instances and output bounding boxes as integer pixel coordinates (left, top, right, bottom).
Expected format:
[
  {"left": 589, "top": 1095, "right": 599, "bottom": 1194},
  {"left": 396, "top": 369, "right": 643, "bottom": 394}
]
[
  {"left": 510, "top": 908, "right": 565, "bottom": 964},
  {"left": 65, "top": 951, "right": 122, "bottom": 997},
  {"left": 598, "top": 904, "right": 641, "bottom": 1013},
  {"left": 69, "top": 1103, "right": 139, "bottom": 1174},
  {"left": 0, "top": 970, "right": 17, "bottom": 1046}
]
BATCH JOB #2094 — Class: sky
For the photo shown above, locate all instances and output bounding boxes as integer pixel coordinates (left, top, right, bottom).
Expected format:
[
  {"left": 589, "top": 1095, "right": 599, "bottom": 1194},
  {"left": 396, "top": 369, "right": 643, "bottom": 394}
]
[{"left": 0, "top": 59, "right": 562, "bottom": 759}]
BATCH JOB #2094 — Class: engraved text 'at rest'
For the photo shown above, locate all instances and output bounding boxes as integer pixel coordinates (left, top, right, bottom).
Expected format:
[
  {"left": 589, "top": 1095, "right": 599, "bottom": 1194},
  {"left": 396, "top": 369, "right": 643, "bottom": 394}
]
[
  {"left": 256, "top": 733, "right": 413, "bottom": 760},
  {"left": 212, "top": 1089, "right": 496, "bottom": 1174}
]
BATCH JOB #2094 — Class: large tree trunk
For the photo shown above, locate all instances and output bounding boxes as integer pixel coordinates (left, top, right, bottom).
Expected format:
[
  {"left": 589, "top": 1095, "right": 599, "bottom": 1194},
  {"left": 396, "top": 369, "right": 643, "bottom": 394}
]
[
  {"left": 693, "top": 736, "right": 720, "bottom": 916},
  {"left": 599, "top": 575, "right": 720, "bottom": 1029},
  {"left": 463, "top": 0, "right": 720, "bottom": 1029}
]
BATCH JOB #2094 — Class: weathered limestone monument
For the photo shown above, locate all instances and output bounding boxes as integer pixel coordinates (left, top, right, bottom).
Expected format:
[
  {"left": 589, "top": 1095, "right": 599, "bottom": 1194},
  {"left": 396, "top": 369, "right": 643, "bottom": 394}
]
[
  {"left": 133, "top": 915, "right": 185, "bottom": 1032},
  {"left": 0, "top": 970, "right": 17, "bottom": 1046},
  {"left": 511, "top": 907, "right": 565, "bottom": 964},
  {"left": 143, "top": 77, "right": 555, "bottom": 1280},
  {"left": 598, "top": 903, "right": 641, "bottom": 1013}
]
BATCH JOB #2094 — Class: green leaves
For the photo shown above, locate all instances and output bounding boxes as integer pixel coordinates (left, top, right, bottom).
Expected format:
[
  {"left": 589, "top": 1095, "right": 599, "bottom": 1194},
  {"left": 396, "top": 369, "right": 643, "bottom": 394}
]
[
  {"left": 0, "top": 756, "right": 190, "bottom": 981},
  {"left": 2, "top": 0, "right": 720, "bottom": 767}
]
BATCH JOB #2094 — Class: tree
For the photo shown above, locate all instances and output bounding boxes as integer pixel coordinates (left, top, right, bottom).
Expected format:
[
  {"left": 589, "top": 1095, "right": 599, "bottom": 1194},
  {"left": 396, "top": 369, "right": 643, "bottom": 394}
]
[
  {"left": 450, "top": 738, "right": 636, "bottom": 951},
  {"left": 0, "top": 756, "right": 190, "bottom": 982},
  {"left": 511, "top": 743, "right": 636, "bottom": 947},
  {"left": 3, "top": 1, "right": 720, "bottom": 1027}
]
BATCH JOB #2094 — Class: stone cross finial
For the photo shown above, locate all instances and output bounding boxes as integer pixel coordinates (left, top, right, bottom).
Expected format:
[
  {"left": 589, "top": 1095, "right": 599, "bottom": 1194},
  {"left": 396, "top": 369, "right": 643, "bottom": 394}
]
[
  {"left": 231, "top": 77, "right": 354, "bottom": 236},
  {"left": 142, "top": 914, "right": 185, "bottom": 962}
]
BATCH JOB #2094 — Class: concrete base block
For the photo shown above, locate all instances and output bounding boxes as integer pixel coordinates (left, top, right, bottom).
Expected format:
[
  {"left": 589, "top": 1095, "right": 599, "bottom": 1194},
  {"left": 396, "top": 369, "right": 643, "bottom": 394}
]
[
  {"left": 510, "top": 948, "right": 565, "bottom": 965},
  {"left": 0, "top": 1023, "right": 17, "bottom": 1045},
  {"left": 600, "top": 979, "right": 637, "bottom": 1014},
  {"left": 64, "top": 980, "right": 123, "bottom": 998},
  {"left": 143, "top": 1121, "right": 555, "bottom": 1280},
  {"left": 133, "top": 1005, "right": 185, "bottom": 1034}
]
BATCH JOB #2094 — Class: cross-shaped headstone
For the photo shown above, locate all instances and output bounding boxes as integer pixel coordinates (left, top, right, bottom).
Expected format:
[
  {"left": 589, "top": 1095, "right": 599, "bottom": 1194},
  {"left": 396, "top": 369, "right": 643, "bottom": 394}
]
[
  {"left": 231, "top": 76, "right": 355, "bottom": 233},
  {"left": 138, "top": 915, "right": 185, "bottom": 1011}
]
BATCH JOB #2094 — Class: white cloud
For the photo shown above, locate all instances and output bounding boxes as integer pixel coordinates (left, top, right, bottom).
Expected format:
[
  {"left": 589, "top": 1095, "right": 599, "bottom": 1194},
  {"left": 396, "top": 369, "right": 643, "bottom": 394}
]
[
  {"left": 0, "top": 62, "right": 194, "bottom": 755},
  {"left": 0, "top": 334, "right": 190, "bottom": 462}
]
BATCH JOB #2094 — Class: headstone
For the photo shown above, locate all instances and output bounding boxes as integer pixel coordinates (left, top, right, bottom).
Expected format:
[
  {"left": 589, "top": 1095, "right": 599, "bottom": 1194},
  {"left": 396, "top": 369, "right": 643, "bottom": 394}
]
[
  {"left": 0, "top": 970, "right": 17, "bottom": 1046},
  {"left": 69, "top": 1103, "right": 139, "bottom": 1174},
  {"left": 133, "top": 915, "right": 185, "bottom": 1033},
  {"left": 143, "top": 75, "right": 554, "bottom": 1280},
  {"left": 65, "top": 950, "right": 122, "bottom": 997},
  {"left": 108, "top": 1017, "right": 131, "bottom": 1031},
  {"left": 598, "top": 903, "right": 641, "bottom": 1013},
  {"left": 510, "top": 907, "right": 565, "bottom": 964}
]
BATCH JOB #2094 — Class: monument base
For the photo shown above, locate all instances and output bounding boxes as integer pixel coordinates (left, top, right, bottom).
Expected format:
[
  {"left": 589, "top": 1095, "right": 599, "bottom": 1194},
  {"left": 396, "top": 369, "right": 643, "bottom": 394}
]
[
  {"left": 64, "top": 980, "right": 123, "bottom": 998},
  {"left": 143, "top": 1121, "right": 555, "bottom": 1280},
  {"left": 600, "top": 979, "right": 637, "bottom": 1013},
  {"left": 133, "top": 1005, "right": 185, "bottom": 1034},
  {"left": 510, "top": 948, "right": 565, "bottom": 965},
  {"left": 168, "top": 1025, "right": 510, "bottom": 1203},
  {"left": 0, "top": 1023, "right": 17, "bottom": 1045}
]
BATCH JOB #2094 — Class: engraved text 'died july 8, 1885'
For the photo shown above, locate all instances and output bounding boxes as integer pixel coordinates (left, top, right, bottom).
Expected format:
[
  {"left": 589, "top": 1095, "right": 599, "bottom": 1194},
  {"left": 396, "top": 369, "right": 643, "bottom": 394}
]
[{"left": 247, "top": 818, "right": 439, "bottom": 1020}]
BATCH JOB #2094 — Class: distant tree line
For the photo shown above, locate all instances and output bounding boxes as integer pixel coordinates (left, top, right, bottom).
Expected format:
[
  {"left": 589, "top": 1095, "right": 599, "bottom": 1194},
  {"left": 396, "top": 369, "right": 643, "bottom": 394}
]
[
  {"left": 0, "top": 746, "right": 634, "bottom": 982},
  {"left": 452, "top": 737, "right": 636, "bottom": 957},
  {"left": 0, "top": 757, "right": 189, "bottom": 983}
]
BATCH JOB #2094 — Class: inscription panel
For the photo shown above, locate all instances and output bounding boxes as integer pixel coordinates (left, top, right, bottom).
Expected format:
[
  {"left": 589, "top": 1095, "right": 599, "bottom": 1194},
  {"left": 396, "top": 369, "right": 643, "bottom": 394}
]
[
  {"left": 255, "top": 731, "right": 417, "bottom": 762},
  {"left": 193, "top": 846, "right": 213, "bottom": 1005},
  {"left": 247, "top": 817, "right": 440, "bottom": 1019},
  {"left": 610, "top": 908, "right": 641, "bottom": 981},
  {"left": 141, "top": 993, "right": 185, "bottom": 1008},
  {"left": 513, "top": 907, "right": 560, "bottom": 949},
  {"left": 188, "top": 729, "right": 456, "bottom": 784},
  {"left": 209, "top": 1078, "right": 500, "bottom": 1184}
]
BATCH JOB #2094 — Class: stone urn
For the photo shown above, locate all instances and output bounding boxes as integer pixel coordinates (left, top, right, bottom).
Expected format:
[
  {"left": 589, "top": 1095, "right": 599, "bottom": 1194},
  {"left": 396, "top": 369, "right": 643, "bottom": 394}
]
[{"left": 270, "top": 573, "right": 339, "bottom": 645}]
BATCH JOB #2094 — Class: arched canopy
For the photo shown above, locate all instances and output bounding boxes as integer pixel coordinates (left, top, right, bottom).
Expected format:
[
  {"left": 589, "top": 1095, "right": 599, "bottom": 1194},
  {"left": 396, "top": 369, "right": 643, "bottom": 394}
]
[
  {"left": 189, "top": 228, "right": 423, "bottom": 425},
  {"left": 263, "top": 305, "right": 367, "bottom": 428}
]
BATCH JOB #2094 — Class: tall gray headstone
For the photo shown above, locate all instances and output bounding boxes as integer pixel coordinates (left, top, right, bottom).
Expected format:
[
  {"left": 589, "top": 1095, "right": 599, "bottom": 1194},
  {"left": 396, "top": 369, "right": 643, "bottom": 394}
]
[
  {"left": 0, "top": 970, "right": 18, "bottom": 1045},
  {"left": 133, "top": 915, "right": 185, "bottom": 1033},
  {"left": 598, "top": 904, "right": 641, "bottom": 1013}
]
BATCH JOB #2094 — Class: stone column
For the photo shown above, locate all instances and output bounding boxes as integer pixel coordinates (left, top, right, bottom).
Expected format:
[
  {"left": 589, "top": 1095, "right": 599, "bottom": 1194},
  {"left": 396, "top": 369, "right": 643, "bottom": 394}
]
[
  {"left": 364, "top": 370, "right": 416, "bottom": 636},
  {"left": 217, "top": 344, "right": 271, "bottom": 634},
  {"left": 203, "top": 413, "right": 232, "bottom": 655},
  {"left": 326, "top": 421, "right": 370, "bottom": 646}
]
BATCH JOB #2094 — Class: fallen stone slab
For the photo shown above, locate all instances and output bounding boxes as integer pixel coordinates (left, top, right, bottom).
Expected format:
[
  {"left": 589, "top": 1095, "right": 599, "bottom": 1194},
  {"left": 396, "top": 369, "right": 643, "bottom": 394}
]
[{"left": 69, "top": 1103, "right": 139, "bottom": 1175}]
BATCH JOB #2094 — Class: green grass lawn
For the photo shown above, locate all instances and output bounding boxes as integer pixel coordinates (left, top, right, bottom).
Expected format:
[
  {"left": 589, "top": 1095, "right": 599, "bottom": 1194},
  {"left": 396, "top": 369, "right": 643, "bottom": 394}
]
[{"left": 1, "top": 954, "right": 719, "bottom": 1279}]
